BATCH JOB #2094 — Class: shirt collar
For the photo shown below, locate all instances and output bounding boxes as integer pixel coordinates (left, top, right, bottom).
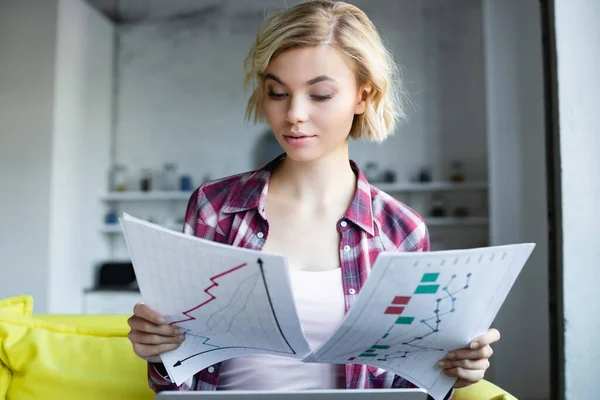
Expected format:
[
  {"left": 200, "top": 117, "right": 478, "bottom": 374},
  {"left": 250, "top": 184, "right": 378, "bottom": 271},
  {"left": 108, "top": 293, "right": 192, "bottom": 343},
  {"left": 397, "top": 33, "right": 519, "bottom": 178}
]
[
  {"left": 224, "top": 153, "right": 375, "bottom": 235},
  {"left": 222, "top": 154, "right": 283, "bottom": 218},
  {"left": 343, "top": 163, "right": 375, "bottom": 235}
]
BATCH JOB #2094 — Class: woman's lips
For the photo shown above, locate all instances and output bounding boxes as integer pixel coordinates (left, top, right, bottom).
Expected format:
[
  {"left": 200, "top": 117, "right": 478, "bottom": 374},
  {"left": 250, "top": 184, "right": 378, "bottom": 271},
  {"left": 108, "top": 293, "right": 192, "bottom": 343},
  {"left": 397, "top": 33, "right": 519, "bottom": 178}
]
[{"left": 283, "top": 134, "right": 316, "bottom": 147}]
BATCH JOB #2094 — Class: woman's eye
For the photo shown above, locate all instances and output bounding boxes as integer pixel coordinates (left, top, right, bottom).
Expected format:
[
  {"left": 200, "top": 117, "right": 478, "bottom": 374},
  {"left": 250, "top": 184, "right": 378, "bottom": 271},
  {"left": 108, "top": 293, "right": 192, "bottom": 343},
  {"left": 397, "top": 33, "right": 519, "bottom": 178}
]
[
  {"left": 268, "top": 92, "right": 288, "bottom": 99},
  {"left": 311, "top": 94, "right": 333, "bottom": 101}
]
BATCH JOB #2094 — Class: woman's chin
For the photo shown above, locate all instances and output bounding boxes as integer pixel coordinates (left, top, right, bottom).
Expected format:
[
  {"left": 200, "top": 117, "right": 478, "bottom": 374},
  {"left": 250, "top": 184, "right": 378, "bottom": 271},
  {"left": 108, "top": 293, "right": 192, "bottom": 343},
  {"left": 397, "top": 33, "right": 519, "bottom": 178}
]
[{"left": 281, "top": 148, "right": 323, "bottom": 163}]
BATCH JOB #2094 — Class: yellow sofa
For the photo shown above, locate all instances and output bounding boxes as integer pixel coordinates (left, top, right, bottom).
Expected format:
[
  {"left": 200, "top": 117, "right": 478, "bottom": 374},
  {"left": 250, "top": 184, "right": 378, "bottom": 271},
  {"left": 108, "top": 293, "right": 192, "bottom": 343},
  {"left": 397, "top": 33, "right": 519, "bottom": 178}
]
[{"left": 0, "top": 295, "right": 515, "bottom": 399}]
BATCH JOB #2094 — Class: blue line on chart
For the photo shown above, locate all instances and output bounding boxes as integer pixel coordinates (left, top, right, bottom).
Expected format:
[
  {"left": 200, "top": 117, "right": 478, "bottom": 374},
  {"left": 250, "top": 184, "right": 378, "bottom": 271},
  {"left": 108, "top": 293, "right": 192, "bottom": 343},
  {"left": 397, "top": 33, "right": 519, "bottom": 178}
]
[{"left": 376, "top": 273, "right": 471, "bottom": 361}]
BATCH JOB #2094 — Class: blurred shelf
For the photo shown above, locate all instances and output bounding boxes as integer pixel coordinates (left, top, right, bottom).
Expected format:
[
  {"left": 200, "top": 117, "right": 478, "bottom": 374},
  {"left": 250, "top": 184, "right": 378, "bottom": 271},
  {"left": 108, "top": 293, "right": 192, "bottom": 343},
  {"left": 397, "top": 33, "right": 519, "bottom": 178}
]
[
  {"left": 101, "top": 183, "right": 487, "bottom": 199},
  {"left": 100, "top": 191, "right": 193, "bottom": 202},
  {"left": 425, "top": 216, "right": 489, "bottom": 227},
  {"left": 375, "top": 181, "right": 488, "bottom": 192},
  {"left": 101, "top": 217, "right": 488, "bottom": 234}
]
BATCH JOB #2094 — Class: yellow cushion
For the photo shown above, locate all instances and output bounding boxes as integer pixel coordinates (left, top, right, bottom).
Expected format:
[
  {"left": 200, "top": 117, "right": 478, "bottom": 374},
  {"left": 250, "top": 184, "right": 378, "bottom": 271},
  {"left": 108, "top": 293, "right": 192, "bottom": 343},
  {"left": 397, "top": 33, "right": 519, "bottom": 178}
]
[
  {"left": 0, "top": 295, "right": 34, "bottom": 398},
  {"left": 0, "top": 295, "right": 33, "bottom": 318},
  {"left": 34, "top": 314, "right": 133, "bottom": 332},
  {"left": 453, "top": 379, "right": 517, "bottom": 400},
  {"left": 0, "top": 313, "right": 154, "bottom": 400}
]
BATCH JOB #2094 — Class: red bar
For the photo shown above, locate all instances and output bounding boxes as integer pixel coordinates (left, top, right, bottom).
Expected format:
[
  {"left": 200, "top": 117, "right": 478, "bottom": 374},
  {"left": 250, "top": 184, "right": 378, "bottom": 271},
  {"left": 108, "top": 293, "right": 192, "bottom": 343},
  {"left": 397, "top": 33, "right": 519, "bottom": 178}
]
[
  {"left": 384, "top": 306, "right": 405, "bottom": 315},
  {"left": 348, "top": 357, "right": 356, "bottom": 361},
  {"left": 392, "top": 296, "right": 411, "bottom": 305}
]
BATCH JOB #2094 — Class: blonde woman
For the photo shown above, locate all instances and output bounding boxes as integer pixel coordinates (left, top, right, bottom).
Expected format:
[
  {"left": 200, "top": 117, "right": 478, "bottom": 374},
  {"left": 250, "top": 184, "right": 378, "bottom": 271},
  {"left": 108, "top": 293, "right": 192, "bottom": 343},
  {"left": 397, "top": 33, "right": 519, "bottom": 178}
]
[{"left": 127, "top": 1, "right": 500, "bottom": 396}]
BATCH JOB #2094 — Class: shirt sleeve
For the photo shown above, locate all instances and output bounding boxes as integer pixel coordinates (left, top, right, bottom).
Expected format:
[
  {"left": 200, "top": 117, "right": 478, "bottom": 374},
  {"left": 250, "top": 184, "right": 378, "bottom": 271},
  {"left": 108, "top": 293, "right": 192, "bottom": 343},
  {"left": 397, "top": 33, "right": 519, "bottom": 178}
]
[
  {"left": 148, "top": 363, "right": 195, "bottom": 392},
  {"left": 182, "top": 188, "right": 201, "bottom": 235},
  {"left": 415, "top": 221, "right": 430, "bottom": 252}
]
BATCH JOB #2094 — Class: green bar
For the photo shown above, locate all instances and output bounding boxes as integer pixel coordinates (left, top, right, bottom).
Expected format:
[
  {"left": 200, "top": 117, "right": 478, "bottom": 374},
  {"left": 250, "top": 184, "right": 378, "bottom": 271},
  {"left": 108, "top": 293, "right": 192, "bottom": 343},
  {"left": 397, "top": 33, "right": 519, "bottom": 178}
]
[
  {"left": 415, "top": 284, "right": 439, "bottom": 294},
  {"left": 421, "top": 273, "right": 440, "bottom": 283},
  {"left": 396, "top": 316, "right": 415, "bottom": 325},
  {"left": 382, "top": 333, "right": 389, "bottom": 339},
  {"left": 365, "top": 349, "right": 376, "bottom": 353},
  {"left": 371, "top": 345, "right": 390, "bottom": 349},
  {"left": 359, "top": 354, "right": 378, "bottom": 357}
]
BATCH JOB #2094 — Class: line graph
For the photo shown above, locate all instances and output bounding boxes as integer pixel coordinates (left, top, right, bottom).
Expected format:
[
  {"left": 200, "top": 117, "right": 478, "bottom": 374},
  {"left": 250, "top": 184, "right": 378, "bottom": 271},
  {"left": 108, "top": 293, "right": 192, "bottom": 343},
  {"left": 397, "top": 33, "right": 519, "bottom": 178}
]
[
  {"left": 170, "top": 262, "right": 247, "bottom": 325},
  {"left": 296, "top": 244, "right": 534, "bottom": 400},
  {"left": 346, "top": 272, "right": 472, "bottom": 362},
  {"left": 120, "top": 212, "right": 315, "bottom": 386},
  {"left": 171, "top": 258, "right": 296, "bottom": 367},
  {"left": 205, "top": 272, "right": 261, "bottom": 331},
  {"left": 177, "top": 274, "right": 261, "bottom": 344}
]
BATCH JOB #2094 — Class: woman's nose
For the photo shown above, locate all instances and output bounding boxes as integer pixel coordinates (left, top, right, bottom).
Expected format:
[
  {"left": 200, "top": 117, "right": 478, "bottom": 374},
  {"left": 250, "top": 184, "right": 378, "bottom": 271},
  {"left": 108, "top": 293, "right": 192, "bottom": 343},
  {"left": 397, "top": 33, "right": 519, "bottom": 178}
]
[{"left": 286, "top": 96, "right": 309, "bottom": 124}]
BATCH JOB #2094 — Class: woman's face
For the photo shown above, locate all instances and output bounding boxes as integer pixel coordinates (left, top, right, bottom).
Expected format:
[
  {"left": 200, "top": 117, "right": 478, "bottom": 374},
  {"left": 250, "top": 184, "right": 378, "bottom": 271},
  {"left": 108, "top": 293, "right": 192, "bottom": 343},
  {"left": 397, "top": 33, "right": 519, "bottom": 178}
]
[{"left": 262, "top": 45, "right": 369, "bottom": 163}]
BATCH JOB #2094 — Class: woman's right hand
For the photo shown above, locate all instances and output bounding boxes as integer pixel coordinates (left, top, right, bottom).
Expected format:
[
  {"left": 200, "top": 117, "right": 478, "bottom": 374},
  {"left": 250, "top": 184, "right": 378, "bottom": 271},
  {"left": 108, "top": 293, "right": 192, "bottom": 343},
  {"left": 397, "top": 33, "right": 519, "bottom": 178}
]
[{"left": 127, "top": 302, "right": 186, "bottom": 363}]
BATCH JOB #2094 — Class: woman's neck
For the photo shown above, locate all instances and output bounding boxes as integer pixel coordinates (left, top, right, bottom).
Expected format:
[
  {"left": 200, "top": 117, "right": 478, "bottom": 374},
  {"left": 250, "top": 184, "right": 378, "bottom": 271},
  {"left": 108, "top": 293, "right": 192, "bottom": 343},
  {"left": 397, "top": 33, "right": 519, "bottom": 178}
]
[{"left": 269, "top": 146, "right": 357, "bottom": 209}]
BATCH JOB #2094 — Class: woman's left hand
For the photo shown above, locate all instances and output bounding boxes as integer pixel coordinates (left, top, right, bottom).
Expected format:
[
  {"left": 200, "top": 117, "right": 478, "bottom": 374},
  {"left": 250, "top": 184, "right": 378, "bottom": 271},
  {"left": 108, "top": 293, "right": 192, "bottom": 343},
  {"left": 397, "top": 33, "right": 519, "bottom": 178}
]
[{"left": 437, "top": 328, "right": 501, "bottom": 389}]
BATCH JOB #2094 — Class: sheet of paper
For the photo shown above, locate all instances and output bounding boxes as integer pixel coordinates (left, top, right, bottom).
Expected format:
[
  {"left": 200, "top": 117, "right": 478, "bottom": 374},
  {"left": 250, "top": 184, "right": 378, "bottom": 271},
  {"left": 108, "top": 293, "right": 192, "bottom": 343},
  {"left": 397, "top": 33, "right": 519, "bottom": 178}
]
[
  {"left": 303, "top": 243, "right": 535, "bottom": 400},
  {"left": 120, "top": 213, "right": 312, "bottom": 386}
]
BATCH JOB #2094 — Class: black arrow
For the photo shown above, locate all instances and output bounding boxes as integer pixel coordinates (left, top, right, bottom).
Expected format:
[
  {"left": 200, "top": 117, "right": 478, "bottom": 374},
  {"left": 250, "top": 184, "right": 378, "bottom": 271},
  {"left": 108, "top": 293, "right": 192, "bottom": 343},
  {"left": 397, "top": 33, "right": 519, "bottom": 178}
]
[
  {"left": 172, "top": 258, "right": 295, "bottom": 367},
  {"left": 172, "top": 344, "right": 296, "bottom": 367},
  {"left": 255, "top": 257, "right": 294, "bottom": 354}
]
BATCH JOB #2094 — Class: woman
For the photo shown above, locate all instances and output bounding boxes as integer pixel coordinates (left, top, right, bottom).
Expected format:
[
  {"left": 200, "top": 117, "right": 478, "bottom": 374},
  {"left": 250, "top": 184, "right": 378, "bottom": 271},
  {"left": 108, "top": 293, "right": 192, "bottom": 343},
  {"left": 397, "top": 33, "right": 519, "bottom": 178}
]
[{"left": 127, "top": 0, "right": 500, "bottom": 395}]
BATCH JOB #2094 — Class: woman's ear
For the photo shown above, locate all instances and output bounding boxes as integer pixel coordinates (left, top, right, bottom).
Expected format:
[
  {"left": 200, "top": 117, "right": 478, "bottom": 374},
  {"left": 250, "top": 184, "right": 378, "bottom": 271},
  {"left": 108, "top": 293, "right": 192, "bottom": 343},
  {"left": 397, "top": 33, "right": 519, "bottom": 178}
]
[{"left": 355, "top": 84, "right": 372, "bottom": 115}]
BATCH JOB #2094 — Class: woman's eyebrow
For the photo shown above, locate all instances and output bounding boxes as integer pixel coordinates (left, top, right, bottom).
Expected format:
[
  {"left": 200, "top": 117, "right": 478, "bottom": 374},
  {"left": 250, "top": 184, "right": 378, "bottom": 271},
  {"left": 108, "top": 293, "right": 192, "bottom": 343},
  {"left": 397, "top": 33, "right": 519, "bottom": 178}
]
[
  {"left": 265, "top": 73, "right": 285, "bottom": 85},
  {"left": 306, "top": 75, "right": 336, "bottom": 85},
  {"left": 264, "top": 73, "right": 337, "bottom": 86}
]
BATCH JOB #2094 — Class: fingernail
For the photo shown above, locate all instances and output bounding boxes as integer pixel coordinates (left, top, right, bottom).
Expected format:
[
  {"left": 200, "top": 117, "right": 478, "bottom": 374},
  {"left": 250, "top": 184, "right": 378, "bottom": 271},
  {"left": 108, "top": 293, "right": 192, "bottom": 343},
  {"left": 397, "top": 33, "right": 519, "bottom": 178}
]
[
  {"left": 447, "top": 352, "right": 455, "bottom": 359},
  {"left": 179, "top": 334, "right": 186, "bottom": 342},
  {"left": 437, "top": 361, "right": 446, "bottom": 368},
  {"left": 157, "top": 316, "right": 166, "bottom": 324},
  {"left": 470, "top": 341, "right": 480, "bottom": 349}
]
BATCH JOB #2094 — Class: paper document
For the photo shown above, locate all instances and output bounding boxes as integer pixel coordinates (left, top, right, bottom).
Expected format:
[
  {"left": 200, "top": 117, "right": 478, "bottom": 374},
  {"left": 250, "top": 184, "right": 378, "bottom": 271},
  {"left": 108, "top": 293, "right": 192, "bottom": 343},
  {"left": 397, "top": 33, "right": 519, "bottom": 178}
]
[
  {"left": 303, "top": 243, "right": 535, "bottom": 399},
  {"left": 120, "top": 213, "right": 534, "bottom": 400},
  {"left": 120, "top": 213, "right": 312, "bottom": 386}
]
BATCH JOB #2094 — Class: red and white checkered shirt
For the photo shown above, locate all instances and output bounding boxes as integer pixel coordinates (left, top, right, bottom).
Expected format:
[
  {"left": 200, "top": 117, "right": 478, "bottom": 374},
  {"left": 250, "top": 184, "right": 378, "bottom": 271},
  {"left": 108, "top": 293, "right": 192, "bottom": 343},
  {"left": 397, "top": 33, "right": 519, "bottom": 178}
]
[{"left": 149, "top": 154, "right": 430, "bottom": 392}]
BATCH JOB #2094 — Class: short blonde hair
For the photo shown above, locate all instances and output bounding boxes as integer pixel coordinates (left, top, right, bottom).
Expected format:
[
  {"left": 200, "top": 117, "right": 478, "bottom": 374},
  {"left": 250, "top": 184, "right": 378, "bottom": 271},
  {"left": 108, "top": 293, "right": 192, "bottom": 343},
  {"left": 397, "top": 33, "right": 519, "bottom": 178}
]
[{"left": 244, "top": 0, "right": 405, "bottom": 142}]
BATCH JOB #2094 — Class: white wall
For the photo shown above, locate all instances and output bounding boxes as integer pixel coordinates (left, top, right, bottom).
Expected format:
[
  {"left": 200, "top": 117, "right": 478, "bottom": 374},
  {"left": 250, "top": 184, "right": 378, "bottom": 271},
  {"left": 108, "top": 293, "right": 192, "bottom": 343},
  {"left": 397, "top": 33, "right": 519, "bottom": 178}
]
[
  {"left": 554, "top": 1, "right": 600, "bottom": 398},
  {"left": 0, "top": 0, "right": 58, "bottom": 313},
  {"left": 482, "top": 1, "right": 550, "bottom": 399},
  {"left": 48, "top": 0, "right": 114, "bottom": 313},
  {"left": 0, "top": 0, "right": 114, "bottom": 313}
]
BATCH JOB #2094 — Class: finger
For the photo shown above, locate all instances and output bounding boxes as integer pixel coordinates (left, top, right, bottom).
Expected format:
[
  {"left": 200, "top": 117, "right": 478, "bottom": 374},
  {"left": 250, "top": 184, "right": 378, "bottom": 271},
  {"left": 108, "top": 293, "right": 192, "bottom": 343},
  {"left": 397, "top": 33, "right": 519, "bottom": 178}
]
[
  {"left": 128, "top": 330, "right": 186, "bottom": 346},
  {"left": 133, "top": 302, "right": 166, "bottom": 325},
  {"left": 128, "top": 315, "right": 181, "bottom": 337},
  {"left": 444, "top": 367, "right": 485, "bottom": 383},
  {"left": 469, "top": 328, "right": 501, "bottom": 349},
  {"left": 438, "top": 358, "right": 490, "bottom": 371},
  {"left": 132, "top": 342, "right": 183, "bottom": 359},
  {"left": 443, "top": 345, "right": 493, "bottom": 361}
]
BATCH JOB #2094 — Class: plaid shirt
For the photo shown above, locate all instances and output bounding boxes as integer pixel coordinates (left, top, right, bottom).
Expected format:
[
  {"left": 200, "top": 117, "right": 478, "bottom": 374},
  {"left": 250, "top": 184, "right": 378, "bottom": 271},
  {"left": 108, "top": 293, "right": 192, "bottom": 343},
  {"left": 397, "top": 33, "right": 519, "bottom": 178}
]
[{"left": 149, "top": 154, "right": 431, "bottom": 392}]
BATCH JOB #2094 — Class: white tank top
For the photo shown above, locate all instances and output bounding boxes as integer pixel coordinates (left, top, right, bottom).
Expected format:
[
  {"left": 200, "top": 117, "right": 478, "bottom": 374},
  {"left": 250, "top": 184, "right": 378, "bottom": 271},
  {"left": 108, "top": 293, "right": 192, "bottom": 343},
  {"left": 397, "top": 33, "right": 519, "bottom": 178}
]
[{"left": 218, "top": 267, "right": 346, "bottom": 390}]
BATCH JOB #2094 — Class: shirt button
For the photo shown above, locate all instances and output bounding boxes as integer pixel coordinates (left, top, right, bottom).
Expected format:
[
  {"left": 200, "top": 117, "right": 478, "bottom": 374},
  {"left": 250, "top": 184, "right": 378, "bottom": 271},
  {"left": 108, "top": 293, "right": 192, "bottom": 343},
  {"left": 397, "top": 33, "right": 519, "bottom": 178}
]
[
  {"left": 349, "top": 288, "right": 356, "bottom": 295},
  {"left": 207, "top": 366, "right": 215, "bottom": 373},
  {"left": 257, "top": 232, "right": 264, "bottom": 239},
  {"left": 340, "top": 220, "right": 348, "bottom": 228},
  {"left": 344, "top": 245, "right": 351, "bottom": 252}
]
